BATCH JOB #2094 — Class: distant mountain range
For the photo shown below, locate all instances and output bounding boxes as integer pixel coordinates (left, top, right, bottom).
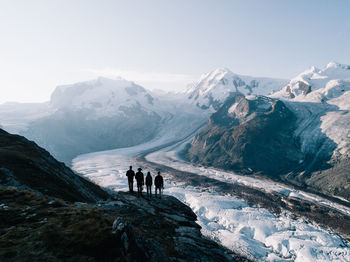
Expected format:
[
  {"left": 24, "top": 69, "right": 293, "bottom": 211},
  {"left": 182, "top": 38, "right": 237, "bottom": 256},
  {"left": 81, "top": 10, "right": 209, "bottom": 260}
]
[{"left": 0, "top": 62, "right": 349, "bottom": 201}]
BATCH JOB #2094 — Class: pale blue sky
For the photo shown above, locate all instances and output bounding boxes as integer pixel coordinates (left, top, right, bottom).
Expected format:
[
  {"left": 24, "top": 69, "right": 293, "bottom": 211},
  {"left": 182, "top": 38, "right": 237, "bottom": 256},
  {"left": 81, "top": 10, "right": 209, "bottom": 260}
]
[{"left": 0, "top": 0, "right": 349, "bottom": 103}]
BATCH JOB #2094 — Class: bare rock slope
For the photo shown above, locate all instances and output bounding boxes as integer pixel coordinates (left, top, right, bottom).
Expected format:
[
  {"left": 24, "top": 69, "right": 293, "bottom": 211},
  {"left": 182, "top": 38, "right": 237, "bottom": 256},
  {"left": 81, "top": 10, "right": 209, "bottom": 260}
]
[{"left": 186, "top": 95, "right": 303, "bottom": 177}]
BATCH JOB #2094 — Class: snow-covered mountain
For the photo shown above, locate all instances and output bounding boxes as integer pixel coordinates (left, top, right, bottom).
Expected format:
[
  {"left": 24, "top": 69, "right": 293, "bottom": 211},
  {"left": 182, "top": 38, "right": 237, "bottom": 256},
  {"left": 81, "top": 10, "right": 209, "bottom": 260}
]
[
  {"left": 0, "top": 77, "right": 158, "bottom": 132},
  {"left": 20, "top": 77, "right": 163, "bottom": 162},
  {"left": 270, "top": 62, "right": 350, "bottom": 199},
  {"left": 184, "top": 62, "right": 350, "bottom": 200},
  {"left": 184, "top": 67, "right": 288, "bottom": 110},
  {"left": 0, "top": 76, "right": 207, "bottom": 163},
  {"left": 51, "top": 77, "right": 156, "bottom": 116},
  {"left": 272, "top": 61, "right": 350, "bottom": 102},
  {"left": 270, "top": 62, "right": 350, "bottom": 160}
]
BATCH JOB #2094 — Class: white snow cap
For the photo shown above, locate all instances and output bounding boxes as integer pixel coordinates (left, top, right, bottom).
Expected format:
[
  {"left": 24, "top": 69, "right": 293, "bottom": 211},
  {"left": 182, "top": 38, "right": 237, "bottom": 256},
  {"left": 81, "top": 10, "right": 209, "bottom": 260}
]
[
  {"left": 271, "top": 61, "right": 350, "bottom": 102},
  {"left": 184, "top": 67, "right": 288, "bottom": 110},
  {"left": 50, "top": 76, "right": 156, "bottom": 114}
]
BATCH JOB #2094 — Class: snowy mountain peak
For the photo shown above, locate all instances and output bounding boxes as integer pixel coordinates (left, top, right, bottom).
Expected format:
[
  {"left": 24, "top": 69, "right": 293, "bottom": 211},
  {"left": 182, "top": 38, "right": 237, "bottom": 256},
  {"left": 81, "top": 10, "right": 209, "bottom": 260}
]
[
  {"left": 185, "top": 68, "right": 288, "bottom": 110},
  {"left": 271, "top": 61, "right": 350, "bottom": 102},
  {"left": 326, "top": 61, "right": 339, "bottom": 69},
  {"left": 201, "top": 67, "right": 233, "bottom": 80},
  {"left": 308, "top": 65, "right": 319, "bottom": 74},
  {"left": 190, "top": 67, "right": 234, "bottom": 89},
  {"left": 325, "top": 61, "right": 350, "bottom": 70},
  {"left": 320, "top": 61, "right": 350, "bottom": 77},
  {"left": 95, "top": 76, "right": 134, "bottom": 86},
  {"left": 50, "top": 77, "right": 154, "bottom": 114}
]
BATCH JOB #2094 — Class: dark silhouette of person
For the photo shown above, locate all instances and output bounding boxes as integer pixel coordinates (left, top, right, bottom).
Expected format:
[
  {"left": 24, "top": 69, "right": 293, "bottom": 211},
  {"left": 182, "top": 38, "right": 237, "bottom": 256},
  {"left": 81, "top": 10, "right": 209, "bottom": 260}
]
[
  {"left": 135, "top": 168, "right": 144, "bottom": 197},
  {"left": 154, "top": 171, "right": 164, "bottom": 199},
  {"left": 146, "top": 171, "right": 153, "bottom": 197},
  {"left": 126, "top": 166, "right": 135, "bottom": 193}
]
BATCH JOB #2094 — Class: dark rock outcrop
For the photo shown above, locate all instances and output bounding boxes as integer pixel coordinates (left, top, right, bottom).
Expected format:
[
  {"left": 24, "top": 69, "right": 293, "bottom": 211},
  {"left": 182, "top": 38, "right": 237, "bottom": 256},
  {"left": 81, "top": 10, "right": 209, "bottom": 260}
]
[
  {"left": 0, "top": 128, "right": 108, "bottom": 202},
  {"left": 0, "top": 186, "right": 249, "bottom": 262},
  {"left": 304, "top": 158, "right": 350, "bottom": 201},
  {"left": 186, "top": 95, "right": 303, "bottom": 177},
  {"left": 109, "top": 192, "right": 247, "bottom": 262}
]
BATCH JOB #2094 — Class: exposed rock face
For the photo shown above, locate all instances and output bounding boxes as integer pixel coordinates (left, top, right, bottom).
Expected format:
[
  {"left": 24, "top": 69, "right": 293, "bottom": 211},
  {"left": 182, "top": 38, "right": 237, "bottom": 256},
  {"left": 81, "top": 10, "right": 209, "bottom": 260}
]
[
  {"left": 301, "top": 158, "right": 350, "bottom": 201},
  {"left": 0, "top": 186, "right": 248, "bottom": 262},
  {"left": 109, "top": 192, "right": 246, "bottom": 262},
  {"left": 186, "top": 95, "right": 303, "bottom": 177},
  {"left": 285, "top": 81, "right": 312, "bottom": 98},
  {"left": 0, "top": 129, "right": 108, "bottom": 202}
]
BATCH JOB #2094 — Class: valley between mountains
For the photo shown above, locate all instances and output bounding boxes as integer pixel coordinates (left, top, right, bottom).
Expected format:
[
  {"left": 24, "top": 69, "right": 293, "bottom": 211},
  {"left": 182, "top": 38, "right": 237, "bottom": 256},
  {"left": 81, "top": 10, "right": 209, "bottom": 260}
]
[{"left": 1, "top": 61, "right": 350, "bottom": 261}]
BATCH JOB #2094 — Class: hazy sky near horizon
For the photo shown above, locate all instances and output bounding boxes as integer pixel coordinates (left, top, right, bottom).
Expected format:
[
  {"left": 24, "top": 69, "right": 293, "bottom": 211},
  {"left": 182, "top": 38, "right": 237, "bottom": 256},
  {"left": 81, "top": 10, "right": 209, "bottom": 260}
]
[{"left": 0, "top": 0, "right": 349, "bottom": 103}]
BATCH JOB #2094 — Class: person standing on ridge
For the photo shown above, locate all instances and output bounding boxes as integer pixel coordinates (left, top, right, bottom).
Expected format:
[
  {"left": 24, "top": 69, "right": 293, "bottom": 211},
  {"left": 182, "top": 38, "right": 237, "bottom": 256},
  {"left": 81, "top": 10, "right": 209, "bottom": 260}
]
[
  {"left": 155, "top": 171, "right": 164, "bottom": 199},
  {"left": 126, "top": 166, "right": 135, "bottom": 193},
  {"left": 146, "top": 171, "right": 153, "bottom": 197},
  {"left": 135, "top": 168, "right": 144, "bottom": 197}
]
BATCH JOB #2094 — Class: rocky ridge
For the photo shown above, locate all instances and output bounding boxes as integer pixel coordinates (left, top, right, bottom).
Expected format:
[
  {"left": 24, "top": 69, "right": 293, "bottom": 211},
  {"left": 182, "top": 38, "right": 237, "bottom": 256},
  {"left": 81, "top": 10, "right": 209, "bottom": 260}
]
[{"left": 186, "top": 94, "right": 303, "bottom": 177}]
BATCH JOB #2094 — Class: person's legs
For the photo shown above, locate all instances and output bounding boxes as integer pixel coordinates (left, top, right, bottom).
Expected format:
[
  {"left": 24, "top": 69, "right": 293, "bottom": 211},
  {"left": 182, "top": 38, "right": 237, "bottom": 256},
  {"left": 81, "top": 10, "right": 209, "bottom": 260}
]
[
  {"left": 137, "top": 184, "right": 142, "bottom": 197},
  {"left": 156, "top": 187, "right": 161, "bottom": 198},
  {"left": 128, "top": 180, "right": 133, "bottom": 192}
]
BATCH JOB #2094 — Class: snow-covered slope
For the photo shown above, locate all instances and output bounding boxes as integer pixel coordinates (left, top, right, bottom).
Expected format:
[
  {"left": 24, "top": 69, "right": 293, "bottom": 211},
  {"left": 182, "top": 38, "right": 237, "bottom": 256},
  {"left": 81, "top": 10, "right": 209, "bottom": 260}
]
[
  {"left": 272, "top": 62, "right": 350, "bottom": 102},
  {"left": 184, "top": 68, "right": 288, "bottom": 110},
  {"left": 0, "top": 77, "right": 158, "bottom": 132},
  {"left": 271, "top": 62, "right": 350, "bottom": 160},
  {"left": 51, "top": 77, "right": 156, "bottom": 116}
]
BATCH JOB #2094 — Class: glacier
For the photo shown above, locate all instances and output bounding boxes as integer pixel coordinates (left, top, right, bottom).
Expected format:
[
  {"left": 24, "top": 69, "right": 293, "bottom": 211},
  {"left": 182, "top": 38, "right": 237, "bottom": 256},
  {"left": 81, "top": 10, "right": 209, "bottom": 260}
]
[{"left": 73, "top": 137, "right": 350, "bottom": 262}]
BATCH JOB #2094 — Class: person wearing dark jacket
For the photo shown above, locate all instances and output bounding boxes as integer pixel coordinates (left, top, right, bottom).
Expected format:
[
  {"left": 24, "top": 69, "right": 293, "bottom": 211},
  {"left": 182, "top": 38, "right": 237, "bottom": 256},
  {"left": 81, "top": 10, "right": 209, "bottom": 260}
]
[
  {"left": 135, "top": 168, "right": 144, "bottom": 197},
  {"left": 154, "top": 171, "right": 164, "bottom": 199},
  {"left": 146, "top": 172, "right": 153, "bottom": 197},
  {"left": 126, "top": 166, "right": 135, "bottom": 193}
]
